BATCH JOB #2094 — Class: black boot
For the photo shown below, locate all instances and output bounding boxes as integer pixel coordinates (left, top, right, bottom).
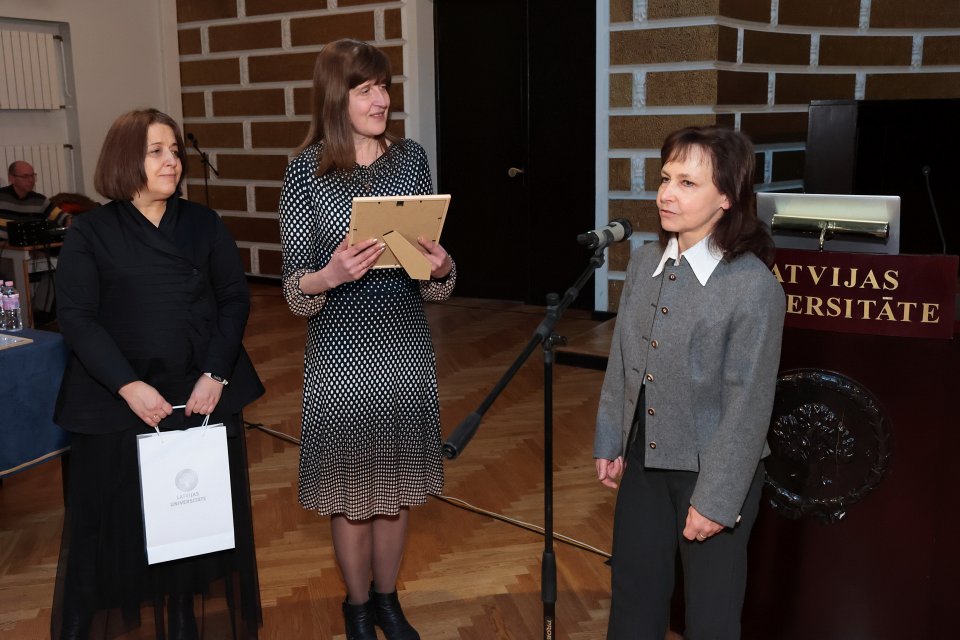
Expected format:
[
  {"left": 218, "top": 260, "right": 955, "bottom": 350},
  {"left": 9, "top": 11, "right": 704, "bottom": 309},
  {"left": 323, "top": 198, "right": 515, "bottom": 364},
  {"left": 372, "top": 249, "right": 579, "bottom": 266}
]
[
  {"left": 342, "top": 599, "right": 378, "bottom": 640},
  {"left": 167, "top": 594, "right": 199, "bottom": 640},
  {"left": 371, "top": 588, "right": 420, "bottom": 640}
]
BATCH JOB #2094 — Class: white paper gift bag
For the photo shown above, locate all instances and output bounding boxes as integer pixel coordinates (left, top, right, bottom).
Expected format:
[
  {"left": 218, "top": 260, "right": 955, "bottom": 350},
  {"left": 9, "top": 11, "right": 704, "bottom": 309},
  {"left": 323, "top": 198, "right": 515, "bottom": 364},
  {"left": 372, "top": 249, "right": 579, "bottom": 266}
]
[{"left": 136, "top": 420, "right": 235, "bottom": 564}]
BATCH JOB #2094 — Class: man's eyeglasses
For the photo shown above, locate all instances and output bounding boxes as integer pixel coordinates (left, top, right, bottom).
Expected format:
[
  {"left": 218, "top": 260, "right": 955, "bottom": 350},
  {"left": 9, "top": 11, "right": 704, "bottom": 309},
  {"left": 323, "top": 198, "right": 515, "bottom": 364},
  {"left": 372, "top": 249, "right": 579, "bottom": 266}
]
[{"left": 12, "top": 173, "right": 37, "bottom": 179}]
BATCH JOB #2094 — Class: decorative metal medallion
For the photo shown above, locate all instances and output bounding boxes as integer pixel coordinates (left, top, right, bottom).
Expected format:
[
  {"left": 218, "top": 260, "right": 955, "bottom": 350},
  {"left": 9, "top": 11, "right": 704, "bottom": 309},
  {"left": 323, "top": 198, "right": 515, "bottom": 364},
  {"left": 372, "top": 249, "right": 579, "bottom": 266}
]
[{"left": 765, "top": 369, "right": 890, "bottom": 523}]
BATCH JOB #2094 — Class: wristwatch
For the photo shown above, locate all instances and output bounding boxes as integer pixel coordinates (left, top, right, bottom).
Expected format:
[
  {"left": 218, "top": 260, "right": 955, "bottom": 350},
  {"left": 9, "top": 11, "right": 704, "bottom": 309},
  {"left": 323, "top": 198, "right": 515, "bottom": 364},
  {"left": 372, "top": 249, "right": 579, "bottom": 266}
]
[{"left": 204, "top": 372, "right": 229, "bottom": 386}]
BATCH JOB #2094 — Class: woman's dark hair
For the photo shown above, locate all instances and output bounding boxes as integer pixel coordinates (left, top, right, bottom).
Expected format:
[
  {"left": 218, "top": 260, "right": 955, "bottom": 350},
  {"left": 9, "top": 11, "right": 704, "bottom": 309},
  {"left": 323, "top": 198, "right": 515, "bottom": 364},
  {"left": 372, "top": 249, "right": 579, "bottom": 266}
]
[
  {"left": 658, "top": 126, "right": 775, "bottom": 266},
  {"left": 299, "top": 39, "right": 398, "bottom": 175},
  {"left": 94, "top": 109, "right": 187, "bottom": 201}
]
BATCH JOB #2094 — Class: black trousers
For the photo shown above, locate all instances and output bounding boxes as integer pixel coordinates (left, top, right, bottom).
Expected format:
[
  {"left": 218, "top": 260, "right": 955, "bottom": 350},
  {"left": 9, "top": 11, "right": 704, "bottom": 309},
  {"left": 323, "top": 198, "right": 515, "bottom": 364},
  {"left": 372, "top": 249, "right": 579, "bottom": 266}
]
[{"left": 607, "top": 437, "right": 764, "bottom": 640}]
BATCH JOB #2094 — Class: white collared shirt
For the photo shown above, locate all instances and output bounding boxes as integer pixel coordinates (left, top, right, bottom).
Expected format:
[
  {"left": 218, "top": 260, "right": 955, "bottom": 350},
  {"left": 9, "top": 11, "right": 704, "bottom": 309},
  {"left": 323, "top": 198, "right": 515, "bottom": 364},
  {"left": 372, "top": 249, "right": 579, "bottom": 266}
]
[{"left": 651, "top": 235, "right": 724, "bottom": 286}]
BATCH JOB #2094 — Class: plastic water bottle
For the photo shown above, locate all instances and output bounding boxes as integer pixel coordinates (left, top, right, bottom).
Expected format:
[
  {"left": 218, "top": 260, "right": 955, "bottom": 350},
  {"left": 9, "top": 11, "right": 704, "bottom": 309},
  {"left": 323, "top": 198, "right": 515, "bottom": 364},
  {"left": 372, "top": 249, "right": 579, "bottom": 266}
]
[
  {"left": 0, "top": 281, "right": 8, "bottom": 330},
  {"left": 1, "top": 281, "right": 23, "bottom": 332}
]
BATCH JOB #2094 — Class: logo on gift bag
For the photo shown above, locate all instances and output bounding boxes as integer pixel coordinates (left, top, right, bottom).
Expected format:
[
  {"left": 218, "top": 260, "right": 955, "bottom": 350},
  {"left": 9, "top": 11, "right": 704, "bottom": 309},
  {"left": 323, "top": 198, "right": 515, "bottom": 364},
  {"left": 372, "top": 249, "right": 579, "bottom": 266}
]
[
  {"left": 171, "top": 469, "right": 205, "bottom": 506},
  {"left": 175, "top": 468, "right": 199, "bottom": 492}
]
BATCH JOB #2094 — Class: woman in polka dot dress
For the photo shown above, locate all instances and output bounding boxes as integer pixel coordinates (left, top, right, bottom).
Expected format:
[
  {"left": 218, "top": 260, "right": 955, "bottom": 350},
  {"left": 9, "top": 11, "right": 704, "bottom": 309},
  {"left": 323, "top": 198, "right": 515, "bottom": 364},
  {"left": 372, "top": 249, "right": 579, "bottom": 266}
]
[{"left": 278, "top": 39, "right": 455, "bottom": 640}]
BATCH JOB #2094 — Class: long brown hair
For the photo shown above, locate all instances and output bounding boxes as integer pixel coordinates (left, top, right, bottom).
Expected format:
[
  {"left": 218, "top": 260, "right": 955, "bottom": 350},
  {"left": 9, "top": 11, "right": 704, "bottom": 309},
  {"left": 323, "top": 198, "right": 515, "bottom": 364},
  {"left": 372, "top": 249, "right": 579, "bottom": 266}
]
[
  {"left": 94, "top": 109, "right": 187, "bottom": 201},
  {"left": 298, "top": 39, "right": 398, "bottom": 175},
  {"left": 658, "top": 126, "right": 775, "bottom": 266}
]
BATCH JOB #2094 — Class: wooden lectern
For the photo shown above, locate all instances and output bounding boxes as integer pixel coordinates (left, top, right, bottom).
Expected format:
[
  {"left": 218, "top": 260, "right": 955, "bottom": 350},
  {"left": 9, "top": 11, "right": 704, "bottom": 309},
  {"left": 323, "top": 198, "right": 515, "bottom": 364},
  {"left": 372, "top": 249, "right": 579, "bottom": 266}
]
[{"left": 742, "top": 248, "right": 958, "bottom": 639}]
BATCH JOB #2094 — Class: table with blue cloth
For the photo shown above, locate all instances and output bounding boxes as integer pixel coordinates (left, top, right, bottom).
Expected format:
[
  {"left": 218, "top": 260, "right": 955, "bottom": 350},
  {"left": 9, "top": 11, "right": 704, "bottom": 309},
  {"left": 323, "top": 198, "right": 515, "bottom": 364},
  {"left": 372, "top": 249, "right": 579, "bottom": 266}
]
[{"left": 0, "top": 328, "right": 70, "bottom": 477}]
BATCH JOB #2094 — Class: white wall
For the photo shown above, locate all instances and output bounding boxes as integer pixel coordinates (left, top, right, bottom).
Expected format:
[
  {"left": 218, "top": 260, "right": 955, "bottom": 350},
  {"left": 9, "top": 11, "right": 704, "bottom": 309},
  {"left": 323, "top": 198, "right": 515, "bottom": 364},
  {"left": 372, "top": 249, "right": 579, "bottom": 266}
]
[
  {"left": 0, "top": 0, "right": 181, "bottom": 198},
  {"left": 404, "top": 0, "right": 438, "bottom": 191}
]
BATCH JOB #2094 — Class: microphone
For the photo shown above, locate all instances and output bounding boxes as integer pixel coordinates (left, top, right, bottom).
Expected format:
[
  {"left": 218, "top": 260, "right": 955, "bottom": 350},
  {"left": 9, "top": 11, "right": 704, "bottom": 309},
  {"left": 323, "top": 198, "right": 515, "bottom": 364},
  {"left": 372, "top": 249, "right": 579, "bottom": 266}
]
[
  {"left": 921, "top": 165, "right": 947, "bottom": 254},
  {"left": 186, "top": 132, "right": 197, "bottom": 143},
  {"left": 577, "top": 218, "right": 633, "bottom": 249}
]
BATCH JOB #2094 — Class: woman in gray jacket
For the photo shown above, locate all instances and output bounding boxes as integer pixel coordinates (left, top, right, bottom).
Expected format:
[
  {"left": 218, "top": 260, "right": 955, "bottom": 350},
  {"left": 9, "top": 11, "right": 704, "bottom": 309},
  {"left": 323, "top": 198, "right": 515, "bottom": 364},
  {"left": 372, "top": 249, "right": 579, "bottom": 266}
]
[{"left": 594, "top": 126, "right": 785, "bottom": 640}]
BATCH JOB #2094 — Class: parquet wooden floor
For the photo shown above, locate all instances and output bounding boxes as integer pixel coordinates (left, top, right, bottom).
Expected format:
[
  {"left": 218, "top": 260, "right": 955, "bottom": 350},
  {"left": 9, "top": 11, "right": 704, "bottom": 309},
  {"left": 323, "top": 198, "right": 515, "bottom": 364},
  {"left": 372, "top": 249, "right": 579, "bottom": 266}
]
[{"left": 3, "top": 284, "right": 678, "bottom": 639}]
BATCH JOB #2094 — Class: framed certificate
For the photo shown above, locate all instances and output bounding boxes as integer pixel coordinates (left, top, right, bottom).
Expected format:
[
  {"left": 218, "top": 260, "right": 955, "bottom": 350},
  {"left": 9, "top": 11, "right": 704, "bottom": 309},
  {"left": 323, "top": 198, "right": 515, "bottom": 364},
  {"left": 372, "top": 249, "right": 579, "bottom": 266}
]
[
  {"left": 0, "top": 333, "right": 33, "bottom": 351},
  {"left": 349, "top": 194, "right": 451, "bottom": 273}
]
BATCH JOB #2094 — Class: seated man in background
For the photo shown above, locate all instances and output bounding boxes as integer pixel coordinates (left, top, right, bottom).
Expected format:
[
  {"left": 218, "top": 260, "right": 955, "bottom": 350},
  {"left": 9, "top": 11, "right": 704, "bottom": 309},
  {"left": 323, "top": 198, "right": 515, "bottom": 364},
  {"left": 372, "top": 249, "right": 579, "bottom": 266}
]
[{"left": 0, "top": 161, "right": 72, "bottom": 240}]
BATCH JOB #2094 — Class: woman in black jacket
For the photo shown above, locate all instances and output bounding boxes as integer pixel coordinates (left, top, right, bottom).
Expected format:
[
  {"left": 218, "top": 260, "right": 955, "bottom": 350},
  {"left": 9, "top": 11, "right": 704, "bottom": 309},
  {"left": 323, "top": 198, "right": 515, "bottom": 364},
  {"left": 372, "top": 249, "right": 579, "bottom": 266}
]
[{"left": 51, "top": 109, "right": 264, "bottom": 640}]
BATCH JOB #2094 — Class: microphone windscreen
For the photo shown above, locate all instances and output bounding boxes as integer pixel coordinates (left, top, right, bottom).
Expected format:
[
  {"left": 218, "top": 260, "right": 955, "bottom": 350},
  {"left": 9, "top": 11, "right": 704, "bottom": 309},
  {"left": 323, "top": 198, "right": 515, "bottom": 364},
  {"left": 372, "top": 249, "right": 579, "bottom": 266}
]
[{"left": 612, "top": 218, "right": 633, "bottom": 240}]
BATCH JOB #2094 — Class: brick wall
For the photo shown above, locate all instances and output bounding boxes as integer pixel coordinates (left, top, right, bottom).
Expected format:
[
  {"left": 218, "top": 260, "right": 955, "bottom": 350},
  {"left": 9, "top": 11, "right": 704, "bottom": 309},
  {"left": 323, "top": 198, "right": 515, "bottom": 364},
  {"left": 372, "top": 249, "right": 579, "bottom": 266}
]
[
  {"left": 599, "top": 0, "right": 960, "bottom": 311},
  {"left": 175, "top": 0, "right": 408, "bottom": 278}
]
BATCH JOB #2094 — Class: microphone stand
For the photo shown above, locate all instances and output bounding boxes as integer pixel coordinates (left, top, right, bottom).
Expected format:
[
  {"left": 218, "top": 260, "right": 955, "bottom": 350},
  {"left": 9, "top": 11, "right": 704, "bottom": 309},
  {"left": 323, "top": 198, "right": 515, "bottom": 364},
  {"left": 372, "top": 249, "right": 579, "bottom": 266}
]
[
  {"left": 444, "top": 246, "right": 608, "bottom": 640},
  {"left": 188, "top": 135, "right": 219, "bottom": 207}
]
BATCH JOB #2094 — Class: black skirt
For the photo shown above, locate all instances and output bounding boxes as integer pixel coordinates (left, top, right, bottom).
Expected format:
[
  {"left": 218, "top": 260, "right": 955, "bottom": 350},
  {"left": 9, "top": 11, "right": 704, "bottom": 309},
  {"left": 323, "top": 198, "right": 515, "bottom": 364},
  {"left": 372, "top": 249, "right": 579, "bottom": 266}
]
[{"left": 50, "top": 414, "right": 261, "bottom": 639}]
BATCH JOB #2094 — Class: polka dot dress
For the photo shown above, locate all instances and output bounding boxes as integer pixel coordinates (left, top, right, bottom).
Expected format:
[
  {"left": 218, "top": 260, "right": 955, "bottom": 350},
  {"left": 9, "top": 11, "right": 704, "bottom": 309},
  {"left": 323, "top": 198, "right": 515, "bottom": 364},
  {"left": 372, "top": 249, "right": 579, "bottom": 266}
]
[{"left": 278, "top": 139, "right": 455, "bottom": 519}]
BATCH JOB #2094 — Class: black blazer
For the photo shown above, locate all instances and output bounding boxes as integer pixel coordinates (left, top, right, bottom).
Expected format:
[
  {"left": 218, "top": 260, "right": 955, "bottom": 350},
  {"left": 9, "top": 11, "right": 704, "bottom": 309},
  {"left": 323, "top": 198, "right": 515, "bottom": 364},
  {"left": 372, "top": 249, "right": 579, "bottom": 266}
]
[{"left": 54, "top": 197, "right": 264, "bottom": 434}]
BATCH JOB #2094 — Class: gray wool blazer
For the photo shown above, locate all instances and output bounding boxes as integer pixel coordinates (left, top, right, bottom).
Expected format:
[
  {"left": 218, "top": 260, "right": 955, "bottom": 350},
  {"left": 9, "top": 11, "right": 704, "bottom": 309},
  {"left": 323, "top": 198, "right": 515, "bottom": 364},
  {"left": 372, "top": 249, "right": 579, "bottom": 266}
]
[{"left": 594, "top": 241, "right": 785, "bottom": 527}]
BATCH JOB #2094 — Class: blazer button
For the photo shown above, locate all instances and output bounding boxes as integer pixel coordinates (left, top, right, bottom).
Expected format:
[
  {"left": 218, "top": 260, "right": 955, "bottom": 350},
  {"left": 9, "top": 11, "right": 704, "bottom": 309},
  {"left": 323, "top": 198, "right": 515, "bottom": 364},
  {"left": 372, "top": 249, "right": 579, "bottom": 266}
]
[
  {"left": 651, "top": 340, "right": 658, "bottom": 349},
  {"left": 660, "top": 306, "right": 668, "bottom": 315},
  {"left": 668, "top": 274, "right": 677, "bottom": 281},
  {"left": 649, "top": 442, "right": 657, "bottom": 449},
  {"left": 645, "top": 373, "right": 654, "bottom": 382},
  {"left": 647, "top": 407, "right": 655, "bottom": 416}
]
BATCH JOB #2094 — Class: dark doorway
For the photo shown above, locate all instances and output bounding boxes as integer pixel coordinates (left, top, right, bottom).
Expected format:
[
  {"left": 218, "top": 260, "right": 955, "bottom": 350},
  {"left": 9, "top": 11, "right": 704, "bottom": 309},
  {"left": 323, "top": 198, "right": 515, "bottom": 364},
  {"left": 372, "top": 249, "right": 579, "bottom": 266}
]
[{"left": 434, "top": 0, "right": 597, "bottom": 307}]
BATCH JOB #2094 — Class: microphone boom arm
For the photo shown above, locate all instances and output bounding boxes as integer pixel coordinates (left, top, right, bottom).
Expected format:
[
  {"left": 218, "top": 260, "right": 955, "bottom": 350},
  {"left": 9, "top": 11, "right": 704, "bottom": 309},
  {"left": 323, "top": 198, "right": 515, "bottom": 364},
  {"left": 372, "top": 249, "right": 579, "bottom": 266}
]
[
  {"left": 186, "top": 133, "right": 219, "bottom": 208},
  {"left": 442, "top": 247, "right": 607, "bottom": 459},
  {"left": 187, "top": 134, "right": 220, "bottom": 177}
]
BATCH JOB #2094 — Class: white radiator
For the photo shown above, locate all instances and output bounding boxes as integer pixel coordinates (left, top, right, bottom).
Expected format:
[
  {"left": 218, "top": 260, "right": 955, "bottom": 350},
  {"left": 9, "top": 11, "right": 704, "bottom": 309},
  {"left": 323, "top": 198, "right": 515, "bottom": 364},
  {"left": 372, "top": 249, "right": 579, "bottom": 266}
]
[
  {"left": 0, "top": 30, "right": 61, "bottom": 110},
  {"left": 2, "top": 144, "right": 71, "bottom": 196}
]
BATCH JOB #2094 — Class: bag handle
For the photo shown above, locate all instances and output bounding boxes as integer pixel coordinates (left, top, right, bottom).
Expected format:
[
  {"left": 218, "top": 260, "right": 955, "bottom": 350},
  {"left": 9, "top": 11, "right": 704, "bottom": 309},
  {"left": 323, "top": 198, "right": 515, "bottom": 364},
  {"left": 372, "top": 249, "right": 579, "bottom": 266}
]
[{"left": 148, "top": 405, "right": 213, "bottom": 442}]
